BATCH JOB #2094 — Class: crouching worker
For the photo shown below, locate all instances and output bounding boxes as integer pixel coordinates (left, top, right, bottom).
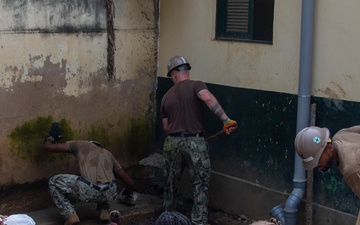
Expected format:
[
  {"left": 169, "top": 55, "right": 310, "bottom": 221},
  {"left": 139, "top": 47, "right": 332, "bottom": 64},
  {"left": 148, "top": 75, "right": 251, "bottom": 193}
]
[
  {"left": 295, "top": 125, "right": 360, "bottom": 225},
  {"left": 43, "top": 122, "right": 135, "bottom": 225}
]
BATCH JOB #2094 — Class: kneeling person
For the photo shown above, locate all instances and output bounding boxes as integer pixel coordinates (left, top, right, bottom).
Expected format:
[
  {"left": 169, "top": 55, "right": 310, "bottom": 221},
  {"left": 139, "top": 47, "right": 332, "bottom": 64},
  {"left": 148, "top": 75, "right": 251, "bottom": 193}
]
[{"left": 43, "top": 122, "right": 134, "bottom": 225}]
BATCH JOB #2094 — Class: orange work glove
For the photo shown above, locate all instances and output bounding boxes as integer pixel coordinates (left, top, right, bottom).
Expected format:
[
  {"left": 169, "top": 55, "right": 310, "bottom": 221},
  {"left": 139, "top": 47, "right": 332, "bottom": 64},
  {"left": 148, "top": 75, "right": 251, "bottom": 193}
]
[{"left": 223, "top": 117, "right": 238, "bottom": 135}]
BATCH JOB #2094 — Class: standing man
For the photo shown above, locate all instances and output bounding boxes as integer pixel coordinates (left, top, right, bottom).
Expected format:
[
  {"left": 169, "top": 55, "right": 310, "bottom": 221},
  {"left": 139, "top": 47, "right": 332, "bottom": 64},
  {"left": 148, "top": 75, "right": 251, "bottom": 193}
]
[
  {"left": 43, "top": 122, "right": 135, "bottom": 225},
  {"left": 160, "top": 56, "right": 238, "bottom": 225},
  {"left": 295, "top": 125, "right": 360, "bottom": 225}
]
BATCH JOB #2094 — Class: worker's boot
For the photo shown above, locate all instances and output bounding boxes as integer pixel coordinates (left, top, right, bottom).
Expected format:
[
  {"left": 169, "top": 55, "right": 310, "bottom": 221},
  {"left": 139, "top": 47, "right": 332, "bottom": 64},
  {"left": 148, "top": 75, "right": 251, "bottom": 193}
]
[
  {"left": 64, "top": 213, "right": 80, "bottom": 225},
  {"left": 98, "top": 209, "right": 111, "bottom": 222}
]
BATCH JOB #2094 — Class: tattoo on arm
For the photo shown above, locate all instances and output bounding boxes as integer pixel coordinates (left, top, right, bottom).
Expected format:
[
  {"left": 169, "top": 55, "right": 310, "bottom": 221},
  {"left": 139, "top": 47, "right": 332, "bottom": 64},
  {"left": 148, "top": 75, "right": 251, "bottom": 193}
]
[{"left": 210, "top": 103, "right": 225, "bottom": 118}]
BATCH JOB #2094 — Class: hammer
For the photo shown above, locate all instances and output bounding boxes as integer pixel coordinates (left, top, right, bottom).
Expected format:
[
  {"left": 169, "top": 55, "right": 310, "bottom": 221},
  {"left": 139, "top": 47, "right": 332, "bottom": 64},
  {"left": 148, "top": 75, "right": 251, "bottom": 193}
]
[{"left": 206, "top": 124, "right": 237, "bottom": 141}]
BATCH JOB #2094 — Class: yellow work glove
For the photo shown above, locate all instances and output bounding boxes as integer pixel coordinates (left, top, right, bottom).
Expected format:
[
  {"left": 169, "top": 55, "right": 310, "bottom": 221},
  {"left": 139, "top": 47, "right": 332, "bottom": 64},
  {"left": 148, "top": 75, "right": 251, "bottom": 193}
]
[{"left": 223, "top": 117, "right": 238, "bottom": 135}]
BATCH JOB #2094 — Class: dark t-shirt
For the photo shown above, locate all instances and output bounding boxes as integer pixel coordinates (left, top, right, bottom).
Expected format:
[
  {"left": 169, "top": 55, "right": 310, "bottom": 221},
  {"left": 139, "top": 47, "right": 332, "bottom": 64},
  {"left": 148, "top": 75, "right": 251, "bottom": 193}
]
[{"left": 160, "top": 80, "right": 207, "bottom": 134}]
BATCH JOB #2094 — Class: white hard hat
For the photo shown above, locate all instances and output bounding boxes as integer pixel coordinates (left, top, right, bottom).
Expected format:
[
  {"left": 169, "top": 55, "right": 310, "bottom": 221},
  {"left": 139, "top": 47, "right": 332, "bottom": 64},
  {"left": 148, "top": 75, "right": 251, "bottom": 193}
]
[{"left": 294, "top": 126, "right": 330, "bottom": 170}]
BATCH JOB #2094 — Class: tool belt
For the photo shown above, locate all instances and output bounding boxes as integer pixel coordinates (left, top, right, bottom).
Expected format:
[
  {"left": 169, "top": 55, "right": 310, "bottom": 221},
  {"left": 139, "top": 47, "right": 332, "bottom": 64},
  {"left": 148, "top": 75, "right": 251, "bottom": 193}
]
[
  {"left": 78, "top": 177, "right": 115, "bottom": 191},
  {"left": 169, "top": 133, "right": 203, "bottom": 137}
]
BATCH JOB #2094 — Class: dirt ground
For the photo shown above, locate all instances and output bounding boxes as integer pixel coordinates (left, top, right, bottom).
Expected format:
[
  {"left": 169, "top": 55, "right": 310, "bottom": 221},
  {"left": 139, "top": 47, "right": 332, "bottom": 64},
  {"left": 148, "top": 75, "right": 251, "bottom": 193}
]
[
  {"left": 0, "top": 182, "right": 257, "bottom": 225},
  {"left": 0, "top": 181, "right": 54, "bottom": 215}
]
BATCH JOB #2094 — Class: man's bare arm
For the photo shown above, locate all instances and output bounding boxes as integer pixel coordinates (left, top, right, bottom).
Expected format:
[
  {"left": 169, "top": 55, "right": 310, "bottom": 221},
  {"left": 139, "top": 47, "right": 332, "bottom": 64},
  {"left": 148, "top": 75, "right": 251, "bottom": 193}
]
[
  {"left": 198, "top": 89, "right": 229, "bottom": 121},
  {"left": 43, "top": 139, "right": 70, "bottom": 153},
  {"left": 162, "top": 118, "right": 170, "bottom": 134}
]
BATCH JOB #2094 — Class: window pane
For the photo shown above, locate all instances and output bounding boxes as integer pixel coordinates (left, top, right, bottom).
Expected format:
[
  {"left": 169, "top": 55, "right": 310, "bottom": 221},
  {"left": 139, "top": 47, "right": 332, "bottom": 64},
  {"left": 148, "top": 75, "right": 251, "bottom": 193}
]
[
  {"left": 216, "top": 0, "right": 274, "bottom": 43},
  {"left": 227, "top": 0, "right": 249, "bottom": 33},
  {"left": 253, "top": 0, "right": 274, "bottom": 42}
]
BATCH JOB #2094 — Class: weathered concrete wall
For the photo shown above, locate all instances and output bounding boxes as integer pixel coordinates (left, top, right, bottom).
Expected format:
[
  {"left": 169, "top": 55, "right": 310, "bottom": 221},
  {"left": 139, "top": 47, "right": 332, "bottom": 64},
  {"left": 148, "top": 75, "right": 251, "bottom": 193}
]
[
  {"left": 0, "top": 0, "right": 159, "bottom": 186},
  {"left": 0, "top": 0, "right": 106, "bottom": 32}
]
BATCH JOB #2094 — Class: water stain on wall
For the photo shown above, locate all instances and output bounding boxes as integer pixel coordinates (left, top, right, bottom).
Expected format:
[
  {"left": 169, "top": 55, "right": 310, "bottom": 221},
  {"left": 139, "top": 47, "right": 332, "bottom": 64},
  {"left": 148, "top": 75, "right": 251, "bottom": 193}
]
[
  {"left": 1, "top": 0, "right": 106, "bottom": 33},
  {"left": 123, "top": 116, "right": 154, "bottom": 159},
  {"left": 314, "top": 81, "right": 348, "bottom": 99}
]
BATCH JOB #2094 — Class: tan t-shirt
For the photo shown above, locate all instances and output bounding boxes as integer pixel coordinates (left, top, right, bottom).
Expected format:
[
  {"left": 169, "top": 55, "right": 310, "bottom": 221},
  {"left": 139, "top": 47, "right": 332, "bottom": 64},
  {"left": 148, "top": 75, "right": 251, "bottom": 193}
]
[
  {"left": 66, "top": 140, "right": 122, "bottom": 184},
  {"left": 333, "top": 125, "right": 360, "bottom": 198}
]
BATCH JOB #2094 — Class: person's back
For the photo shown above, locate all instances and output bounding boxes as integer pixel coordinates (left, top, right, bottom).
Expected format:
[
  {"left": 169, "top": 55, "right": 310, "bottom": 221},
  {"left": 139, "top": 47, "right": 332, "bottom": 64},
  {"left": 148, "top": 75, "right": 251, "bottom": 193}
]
[
  {"left": 332, "top": 125, "right": 360, "bottom": 197},
  {"left": 67, "top": 140, "right": 120, "bottom": 184},
  {"left": 161, "top": 79, "right": 206, "bottom": 134}
]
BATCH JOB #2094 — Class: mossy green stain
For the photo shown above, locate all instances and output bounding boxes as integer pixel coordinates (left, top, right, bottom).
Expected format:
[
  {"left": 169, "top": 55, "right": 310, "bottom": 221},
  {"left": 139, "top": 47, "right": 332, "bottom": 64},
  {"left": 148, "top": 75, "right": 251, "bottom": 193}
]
[
  {"left": 125, "top": 117, "right": 154, "bottom": 159},
  {"left": 83, "top": 125, "right": 109, "bottom": 147},
  {"left": 8, "top": 113, "right": 154, "bottom": 163},
  {"left": 8, "top": 116, "right": 74, "bottom": 163}
]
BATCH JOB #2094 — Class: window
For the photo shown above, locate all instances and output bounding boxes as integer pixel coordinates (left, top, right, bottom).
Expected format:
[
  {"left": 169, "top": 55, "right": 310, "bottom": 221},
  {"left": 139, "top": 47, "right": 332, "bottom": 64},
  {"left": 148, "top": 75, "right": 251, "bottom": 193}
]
[{"left": 216, "top": 0, "right": 274, "bottom": 43}]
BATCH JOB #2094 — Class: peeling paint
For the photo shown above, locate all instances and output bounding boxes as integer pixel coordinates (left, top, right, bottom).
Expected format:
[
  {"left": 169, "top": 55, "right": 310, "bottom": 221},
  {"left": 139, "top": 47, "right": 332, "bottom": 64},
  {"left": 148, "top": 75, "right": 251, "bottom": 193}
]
[
  {"left": 0, "top": 0, "right": 106, "bottom": 33},
  {"left": 0, "top": 49, "right": 108, "bottom": 96}
]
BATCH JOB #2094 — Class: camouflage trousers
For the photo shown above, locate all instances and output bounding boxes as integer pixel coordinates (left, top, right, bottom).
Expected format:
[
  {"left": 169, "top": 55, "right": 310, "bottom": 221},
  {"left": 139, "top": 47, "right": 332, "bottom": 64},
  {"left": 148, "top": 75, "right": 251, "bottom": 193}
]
[
  {"left": 48, "top": 174, "right": 117, "bottom": 218},
  {"left": 163, "top": 135, "right": 211, "bottom": 225}
]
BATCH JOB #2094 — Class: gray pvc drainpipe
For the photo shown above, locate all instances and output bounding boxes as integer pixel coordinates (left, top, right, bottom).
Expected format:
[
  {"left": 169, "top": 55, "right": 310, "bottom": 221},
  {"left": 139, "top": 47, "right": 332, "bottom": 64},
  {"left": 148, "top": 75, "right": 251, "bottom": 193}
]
[{"left": 270, "top": 0, "right": 315, "bottom": 225}]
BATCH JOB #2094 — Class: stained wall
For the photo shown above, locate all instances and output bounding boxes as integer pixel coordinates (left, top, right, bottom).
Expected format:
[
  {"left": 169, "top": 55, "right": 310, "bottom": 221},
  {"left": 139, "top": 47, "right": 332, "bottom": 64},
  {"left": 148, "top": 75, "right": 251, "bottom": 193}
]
[{"left": 0, "top": 0, "right": 159, "bottom": 186}]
